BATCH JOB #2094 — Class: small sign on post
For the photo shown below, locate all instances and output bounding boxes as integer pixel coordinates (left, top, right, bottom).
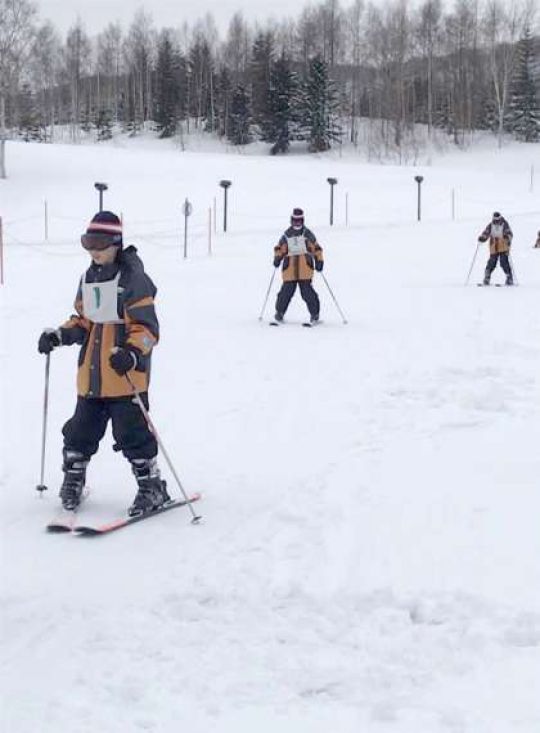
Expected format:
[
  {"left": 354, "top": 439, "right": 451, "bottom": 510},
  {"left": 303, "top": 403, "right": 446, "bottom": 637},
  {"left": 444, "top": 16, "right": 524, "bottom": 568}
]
[
  {"left": 327, "top": 177, "right": 338, "bottom": 225},
  {"left": 219, "top": 180, "right": 232, "bottom": 232},
  {"left": 94, "top": 182, "right": 108, "bottom": 212},
  {"left": 414, "top": 175, "right": 424, "bottom": 221},
  {"left": 182, "top": 198, "right": 192, "bottom": 259}
]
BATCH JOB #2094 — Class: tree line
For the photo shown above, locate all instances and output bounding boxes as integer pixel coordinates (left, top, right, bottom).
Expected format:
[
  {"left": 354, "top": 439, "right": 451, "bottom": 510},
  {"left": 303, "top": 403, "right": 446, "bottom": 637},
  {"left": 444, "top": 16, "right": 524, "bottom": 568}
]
[{"left": 1, "top": 0, "right": 539, "bottom": 177}]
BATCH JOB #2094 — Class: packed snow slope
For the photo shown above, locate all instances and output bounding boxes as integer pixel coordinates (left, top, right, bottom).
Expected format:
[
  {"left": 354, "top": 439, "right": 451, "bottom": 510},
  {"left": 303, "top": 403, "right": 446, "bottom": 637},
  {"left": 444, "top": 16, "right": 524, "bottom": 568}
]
[{"left": 1, "top": 137, "right": 540, "bottom": 732}]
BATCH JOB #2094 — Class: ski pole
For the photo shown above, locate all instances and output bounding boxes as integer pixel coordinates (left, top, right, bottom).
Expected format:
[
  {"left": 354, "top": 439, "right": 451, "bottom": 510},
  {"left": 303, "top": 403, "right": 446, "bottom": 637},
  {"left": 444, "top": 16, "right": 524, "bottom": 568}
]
[
  {"left": 509, "top": 253, "right": 518, "bottom": 285},
  {"left": 319, "top": 272, "right": 348, "bottom": 324},
  {"left": 258, "top": 268, "right": 277, "bottom": 321},
  {"left": 465, "top": 242, "right": 481, "bottom": 286},
  {"left": 36, "top": 353, "right": 51, "bottom": 494},
  {"left": 125, "top": 374, "right": 201, "bottom": 524}
]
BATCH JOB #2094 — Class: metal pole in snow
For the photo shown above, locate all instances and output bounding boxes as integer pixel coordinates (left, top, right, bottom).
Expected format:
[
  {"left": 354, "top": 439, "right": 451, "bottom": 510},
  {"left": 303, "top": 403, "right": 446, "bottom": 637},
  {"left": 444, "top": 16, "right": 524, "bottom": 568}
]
[{"left": 415, "top": 175, "right": 424, "bottom": 221}]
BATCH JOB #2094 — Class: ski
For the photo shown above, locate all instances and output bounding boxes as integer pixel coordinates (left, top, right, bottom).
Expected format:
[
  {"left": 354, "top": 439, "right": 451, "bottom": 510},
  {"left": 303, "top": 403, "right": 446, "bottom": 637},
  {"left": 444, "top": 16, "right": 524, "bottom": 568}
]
[
  {"left": 46, "top": 510, "right": 79, "bottom": 533},
  {"left": 46, "top": 490, "right": 89, "bottom": 533},
  {"left": 73, "top": 493, "right": 201, "bottom": 536},
  {"left": 270, "top": 320, "right": 322, "bottom": 327}
]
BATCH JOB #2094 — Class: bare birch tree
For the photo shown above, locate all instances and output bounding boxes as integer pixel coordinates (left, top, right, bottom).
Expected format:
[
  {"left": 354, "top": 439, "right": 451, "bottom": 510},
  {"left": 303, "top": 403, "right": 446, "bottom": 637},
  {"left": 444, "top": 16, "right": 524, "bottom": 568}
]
[
  {"left": 0, "top": 0, "right": 36, "bottom": 177},
  {"left": 483, "top": 0, "right": 534, "bottom": 146}
]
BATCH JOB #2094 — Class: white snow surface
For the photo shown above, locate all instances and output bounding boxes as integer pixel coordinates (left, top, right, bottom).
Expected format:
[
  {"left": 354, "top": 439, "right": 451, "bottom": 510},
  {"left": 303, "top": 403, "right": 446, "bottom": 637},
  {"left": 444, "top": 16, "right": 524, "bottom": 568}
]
[{"left": 1, "top": 136, "right": 540, "bottom": 732}]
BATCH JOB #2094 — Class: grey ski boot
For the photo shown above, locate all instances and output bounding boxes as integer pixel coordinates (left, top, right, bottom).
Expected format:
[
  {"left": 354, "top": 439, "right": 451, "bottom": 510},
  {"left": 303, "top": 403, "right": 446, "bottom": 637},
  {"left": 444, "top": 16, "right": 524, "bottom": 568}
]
[
  {"left": 59, "top": 450, "right": 88, "bottom": 511},
  {"left": 128, "top": 458, "right": 171, "bottom": 517}
]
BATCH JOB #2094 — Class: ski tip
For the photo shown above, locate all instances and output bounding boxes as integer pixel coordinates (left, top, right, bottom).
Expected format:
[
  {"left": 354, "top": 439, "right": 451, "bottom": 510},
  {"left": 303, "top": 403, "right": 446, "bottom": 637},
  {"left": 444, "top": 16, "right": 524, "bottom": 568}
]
[
  {"left": 46, "top": 524, "right": 73, "bottom": 534},
  {"left": 73, "top": 526, "right": 101, "bottom": 536}
]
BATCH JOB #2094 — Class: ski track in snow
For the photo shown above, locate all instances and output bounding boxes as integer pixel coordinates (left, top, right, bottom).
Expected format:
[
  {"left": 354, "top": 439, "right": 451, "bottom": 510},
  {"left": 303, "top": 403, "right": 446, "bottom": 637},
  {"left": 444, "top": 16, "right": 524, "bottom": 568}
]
[{"left": 1, "top": 139, "right": 540, "bottom": 732}]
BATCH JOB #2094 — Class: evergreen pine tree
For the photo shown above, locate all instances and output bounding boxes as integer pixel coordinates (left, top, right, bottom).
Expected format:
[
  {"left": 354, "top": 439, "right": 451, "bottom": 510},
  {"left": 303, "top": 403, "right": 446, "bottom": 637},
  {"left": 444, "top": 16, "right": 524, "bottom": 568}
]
[
  {"left": 95, "top": 108, "right": 113, "bottom": 141},
  {"left": 215, "top": 66, "right": 233, "bottom": 137},
  {"left": 227, "top": 84, "right": 252, "bottom": 145},
  {"left": 506, "top": 28, "right": 540, "bottom": 142},
  {"left": 155, "top": 30, "right": 179, "bottom": 138},
  {"left": 267, "top": 54, "right": 297, "bottom": 154},
  {"left": 80, "top": 92, "right": 94, "bottom": 136},
  {"left": 300, "top": 56, "right": 342, "bottom": 153},
  {"left": 18, "top": 83, "right": 44, "bottom": 141},
  {"left": 249, "top": 30, "right": 274, "bottom": 141}
]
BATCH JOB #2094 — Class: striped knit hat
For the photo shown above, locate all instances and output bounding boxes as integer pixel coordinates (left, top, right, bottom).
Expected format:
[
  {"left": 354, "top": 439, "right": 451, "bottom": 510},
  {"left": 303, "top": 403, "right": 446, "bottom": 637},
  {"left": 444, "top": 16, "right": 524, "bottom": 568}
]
[
  {"left": 81, "top": 211, "right": 123, "bottom": 250},
  {"left": 291, "top": 207, "right": 304, "bottom": 230}
]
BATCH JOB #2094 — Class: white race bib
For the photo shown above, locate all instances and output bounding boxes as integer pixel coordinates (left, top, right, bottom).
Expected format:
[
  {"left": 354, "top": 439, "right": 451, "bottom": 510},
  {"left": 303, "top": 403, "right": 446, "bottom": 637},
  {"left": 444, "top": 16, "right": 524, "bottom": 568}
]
[
  {"left": 82, "top": 273, "right": 123, "bottom": 323},
  {"left": 491, "top": 223, "right": 504, "bottom": 238},
  {"left": 286, "top": 235, "right": 307, "bottom": 255}
]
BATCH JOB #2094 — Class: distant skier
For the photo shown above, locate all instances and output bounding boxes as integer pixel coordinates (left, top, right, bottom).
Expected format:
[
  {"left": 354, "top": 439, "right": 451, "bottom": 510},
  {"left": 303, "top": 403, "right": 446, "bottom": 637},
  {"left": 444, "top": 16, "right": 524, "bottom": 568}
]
[
  {"left": 37, "top": 211, "right": 170, "bottom": 516},
  {"left": 272, "top": 207, "right": 324, "bottom": 323},
  {"left": 478, "top": 211, "right": 514, "bottom": 285},
  {"left": 534, "top": 231, "right": 540, "bottom": 248}
]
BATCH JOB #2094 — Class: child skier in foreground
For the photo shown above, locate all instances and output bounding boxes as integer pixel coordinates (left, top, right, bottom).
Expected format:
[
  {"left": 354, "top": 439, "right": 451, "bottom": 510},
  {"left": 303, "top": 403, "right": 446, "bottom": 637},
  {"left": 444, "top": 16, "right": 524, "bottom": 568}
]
[
  {"left": 272, "top": 207, "right": 324, "bottom": 323},
  {"left": 37, "top": 211, "right": 170, "bottom": 517},
  {"left": 477, "top": 211, "right": 514, "bottom": 285}
]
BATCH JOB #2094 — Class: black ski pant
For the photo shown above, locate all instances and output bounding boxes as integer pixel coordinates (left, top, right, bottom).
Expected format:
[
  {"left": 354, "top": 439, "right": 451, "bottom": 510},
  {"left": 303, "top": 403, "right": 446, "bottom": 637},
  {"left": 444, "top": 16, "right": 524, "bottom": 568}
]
[
  {"left": 62, "top": 394, "right": 157, "bottom": 461},
  {"left": 485, "top": 252, "right": 512, "bottom": 278},
  {"left": 275, "top": 280, "right": 320, "bottom": 318}
]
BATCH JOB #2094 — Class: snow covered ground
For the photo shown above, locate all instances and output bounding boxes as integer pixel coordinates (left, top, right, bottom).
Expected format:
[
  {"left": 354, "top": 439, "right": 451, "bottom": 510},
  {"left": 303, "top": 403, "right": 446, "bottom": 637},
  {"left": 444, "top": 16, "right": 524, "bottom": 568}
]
[{"left": 1, "top": 136, "right": 540, "bottom": 732}]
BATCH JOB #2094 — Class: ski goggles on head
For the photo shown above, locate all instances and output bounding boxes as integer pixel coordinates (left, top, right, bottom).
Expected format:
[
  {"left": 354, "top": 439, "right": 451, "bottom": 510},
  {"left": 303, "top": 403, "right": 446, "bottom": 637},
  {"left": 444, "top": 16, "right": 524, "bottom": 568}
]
[{"left": 81, "top": 232, "right": 121, "bottom": 251}]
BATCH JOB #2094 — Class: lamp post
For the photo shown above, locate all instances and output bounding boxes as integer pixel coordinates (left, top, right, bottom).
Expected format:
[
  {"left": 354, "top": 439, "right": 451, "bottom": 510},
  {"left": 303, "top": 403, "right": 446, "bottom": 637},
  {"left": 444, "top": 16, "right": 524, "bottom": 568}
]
[
  {"left": 414, "top": 175, "right": 424, "bottom": 221},
  {"left": 327, "top": 177, "right": 338, "bottom": 225},
  {"left": 181, "top": 198, "right": 192, "bottom": 259},
  {"left": 94, "top": 182, "right": 108, "bottom": 212},
  {"left": 219, "top": 180, "right": 232, "bottom": 232}
]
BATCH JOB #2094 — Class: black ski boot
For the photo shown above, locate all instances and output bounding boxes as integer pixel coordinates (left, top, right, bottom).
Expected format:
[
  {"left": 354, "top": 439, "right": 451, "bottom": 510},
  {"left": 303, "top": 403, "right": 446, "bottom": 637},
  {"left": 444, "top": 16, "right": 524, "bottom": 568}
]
[
  {"left": 310, "top": 313, "right": 320, "bottom": 324},
  {"left": 59, "top": 450, "right": 88, "bottom": 511},
  {"left": 483, "top": 272, "right": 491, "bottom": 286},
  {"left": 505, "top": 274, "right": 514, "bottom": 286},
  {"left": 128, "top": 458, "right": 171, "bottom": 517},
  {"left": 274, "top": 312, "right": 284, "bottom": 322}
]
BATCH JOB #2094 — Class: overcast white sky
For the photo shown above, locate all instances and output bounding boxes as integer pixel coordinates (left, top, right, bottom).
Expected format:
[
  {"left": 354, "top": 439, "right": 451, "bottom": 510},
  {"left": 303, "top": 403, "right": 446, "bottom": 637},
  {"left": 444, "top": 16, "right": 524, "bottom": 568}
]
[{"left": 36, "top": 0, "right": 310, "bottom": 36}]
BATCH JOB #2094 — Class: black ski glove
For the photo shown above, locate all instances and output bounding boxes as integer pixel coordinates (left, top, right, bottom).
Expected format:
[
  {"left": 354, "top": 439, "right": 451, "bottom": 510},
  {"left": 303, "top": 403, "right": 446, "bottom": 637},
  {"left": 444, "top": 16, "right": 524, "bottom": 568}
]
[
  {"left": 273, "top": 257, "right": 282, "bottom": 268},
  {"left": 315, "top": 260, "right": 324, "bottom": 272},
  {"left": 38, "top": 329, "right": 61, "bottom": 354},
  {"left": 109, "top": 348, "right": 138, "bottom": 376}
]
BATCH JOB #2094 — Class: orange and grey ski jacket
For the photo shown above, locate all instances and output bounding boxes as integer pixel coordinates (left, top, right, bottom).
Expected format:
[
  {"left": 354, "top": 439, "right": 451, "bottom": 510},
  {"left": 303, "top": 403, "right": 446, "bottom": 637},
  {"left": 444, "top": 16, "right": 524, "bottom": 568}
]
[
  {"left": 59, "top": 246, "right": 159, "bottom": 399},
  {"left": 274, "top": 226, "right": 324, "bottom": 282},
  {"left": 478, "top": 218, "right": 513, "bottom": 255}
]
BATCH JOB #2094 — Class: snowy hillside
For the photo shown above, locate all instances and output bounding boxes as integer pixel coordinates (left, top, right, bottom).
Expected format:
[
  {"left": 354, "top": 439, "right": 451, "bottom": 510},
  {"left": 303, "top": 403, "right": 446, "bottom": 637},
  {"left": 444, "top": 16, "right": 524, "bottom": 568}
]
[{"left": 1, "top": 137, "right": 540, "bottom": 732}]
